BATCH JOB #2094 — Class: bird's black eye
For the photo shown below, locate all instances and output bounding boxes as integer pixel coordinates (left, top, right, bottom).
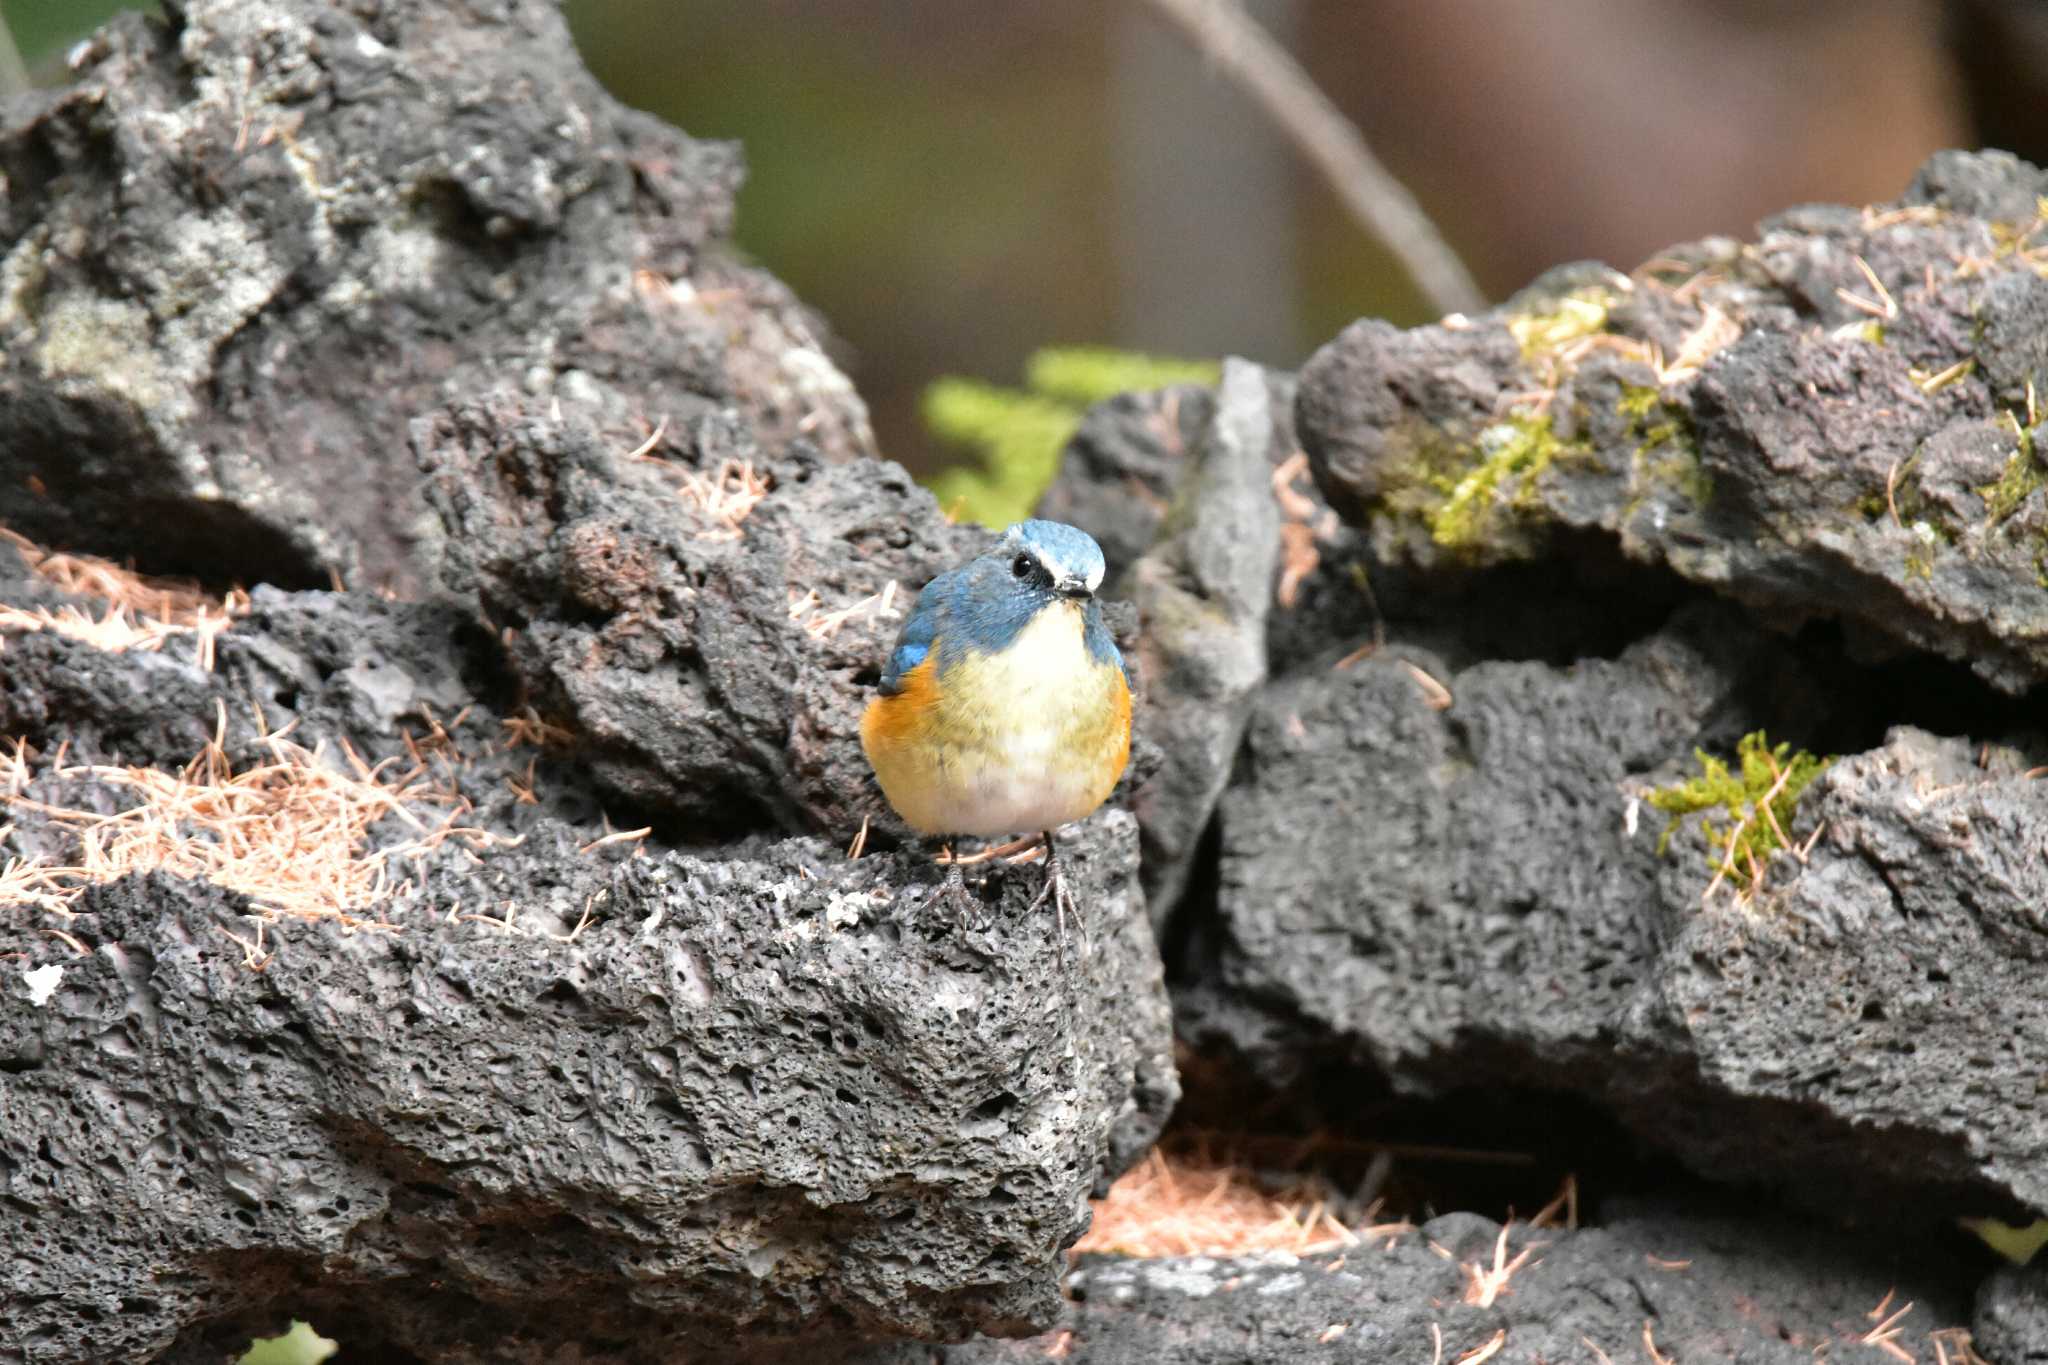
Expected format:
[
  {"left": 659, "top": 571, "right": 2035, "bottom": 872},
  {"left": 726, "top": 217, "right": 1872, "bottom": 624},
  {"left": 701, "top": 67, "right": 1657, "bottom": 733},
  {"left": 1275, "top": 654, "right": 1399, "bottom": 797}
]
[{"left": 1012, "top": 554, "right": 1032, "bottom": 579}]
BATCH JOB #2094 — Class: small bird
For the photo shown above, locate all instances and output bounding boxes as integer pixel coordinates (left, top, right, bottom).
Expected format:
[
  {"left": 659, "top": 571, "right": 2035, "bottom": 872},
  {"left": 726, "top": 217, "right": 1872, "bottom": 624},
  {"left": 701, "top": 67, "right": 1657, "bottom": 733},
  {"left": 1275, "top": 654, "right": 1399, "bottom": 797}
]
[{"left": 861, "top": 519, "right": 1132, "bottom": 939}]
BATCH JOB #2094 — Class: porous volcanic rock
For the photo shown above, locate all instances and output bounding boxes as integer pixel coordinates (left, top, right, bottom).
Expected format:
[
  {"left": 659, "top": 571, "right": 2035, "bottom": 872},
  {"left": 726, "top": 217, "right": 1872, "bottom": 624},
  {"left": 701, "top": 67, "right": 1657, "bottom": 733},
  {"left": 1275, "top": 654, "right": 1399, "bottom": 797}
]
[
  {"left": 0, "top": 0, "right": 1180, "bottom": 1342},
  {"left": 1181, "top": 587, "right": 2048, "bottom": 1216},
  {"left": 1976, "top": 1262, "right": 2048, "bottom": 1364},
  {"left": 1159, "top": 149, "right": 2048, "bottom": 1231},
  {"left": 1297, "top": 149, "right": 2048, "bottom": 693},
  {"left": 0, "top": 0, "right": 872, "bottom": 594},
  {"left": 786, "top": 1201, "right": 1979, "bottom": 1365},
  {"left": 1034, "top": 385, "right": 1218, "bottom": 584},
  {"left": 416, "top": 395, "right": 978, "bottom": 836},
  {"left": 0, "top": 551, "right": 1176, "bottom": 1362}
]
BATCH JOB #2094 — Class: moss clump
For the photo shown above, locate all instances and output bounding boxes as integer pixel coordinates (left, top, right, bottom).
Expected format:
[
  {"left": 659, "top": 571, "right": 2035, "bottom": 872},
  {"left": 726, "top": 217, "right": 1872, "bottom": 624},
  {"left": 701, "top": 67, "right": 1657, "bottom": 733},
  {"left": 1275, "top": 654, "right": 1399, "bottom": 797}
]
[
  {"left": 1616, "top": 383, "right": 1659, "bottom": 424},
  {"left": 1648, "top": 731, "right": 1831, "bottom": 892},
  {"left": 239, "top": 1321, "right": 337, "bottom": 1365},
  {"left": 1506, "top": 287, "right": 1613, "bottom": 360},
  {"left": 1617, "top": 384, "right": 1711, "bottom": 506},
  {"left": 923, "top": 347, "right": 1220, "bottom": 526},
  {"left": 1977, "top": 449, "right": 2042, "bottom": 523},
  {"left": 1976, "top": 415, "right": 2042, "bottom": 525},
  {"left": 1426, "top": 413, "right": 1575, "bottom": 550}
]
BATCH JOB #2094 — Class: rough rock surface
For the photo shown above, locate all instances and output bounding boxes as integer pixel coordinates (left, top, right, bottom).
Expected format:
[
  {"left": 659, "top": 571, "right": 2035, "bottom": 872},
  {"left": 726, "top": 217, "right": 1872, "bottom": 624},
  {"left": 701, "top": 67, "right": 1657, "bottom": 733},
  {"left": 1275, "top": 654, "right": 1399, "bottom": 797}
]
[
  {"left": 792, "top": 1202, "right": 1978, "bottom": 1365},
  {"left": 1184, "top": 572, "right": 2048, "bottom": 1214},
  {"left": 1298, "top": 149, "right": 2048, "bottom": 693},
  {"left": 0, "top": 5, "right": 1179, "bottom": 1355},
  {"left": 8, "top": 0, "right": 2048, "bottom": 1352},
  {"left": 1034, "top": 386, "right": 1218, "bottom": 584},
  {"left": 1977, "top": 1263, "right": 2048, "bottom": 1364},
  {"left": 417, "top": 395, "right": 977, "bottom": 836},
  {"left": 0, "top": 0, "right": 871, "bottom": 594},
  {"left": 1120, "top": 361, "right": 1283, "bottom": 926},
  {"left": 0, "top": 549, "right": 1176, "bottom": 1362}
]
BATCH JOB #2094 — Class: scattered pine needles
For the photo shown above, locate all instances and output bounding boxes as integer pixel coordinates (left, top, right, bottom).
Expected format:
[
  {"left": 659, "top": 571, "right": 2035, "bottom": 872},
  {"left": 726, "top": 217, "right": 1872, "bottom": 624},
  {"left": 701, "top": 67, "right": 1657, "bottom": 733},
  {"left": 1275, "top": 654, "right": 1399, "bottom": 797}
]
[
  {"left": 1072, "top": 1148, "right": 1409, "bottom": 1259},
  {"left": 0, "top": 526, "right": 247, "bottom": 669},
  {"left": 2, "top": 707, "right": 496, "bottom": 960}
]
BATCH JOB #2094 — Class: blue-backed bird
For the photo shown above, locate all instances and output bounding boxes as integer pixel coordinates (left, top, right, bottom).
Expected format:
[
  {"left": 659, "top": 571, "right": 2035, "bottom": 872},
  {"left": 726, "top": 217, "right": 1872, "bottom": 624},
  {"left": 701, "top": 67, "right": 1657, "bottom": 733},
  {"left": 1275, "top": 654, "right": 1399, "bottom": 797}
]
[{"left": 860, "top": 519, "right": 1132, "bottom": 938}]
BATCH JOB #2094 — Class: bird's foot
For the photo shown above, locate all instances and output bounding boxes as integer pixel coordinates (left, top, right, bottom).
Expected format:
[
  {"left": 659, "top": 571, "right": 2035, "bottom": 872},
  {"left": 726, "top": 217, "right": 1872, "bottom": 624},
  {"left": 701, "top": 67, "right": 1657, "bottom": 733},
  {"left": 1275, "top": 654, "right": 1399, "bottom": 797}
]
[
  {"left": 921, "top": 849, "right": 990, "bottom": 931},
  {"left": 1024, "top": 830, "right": 1087, "bottom": 969}
]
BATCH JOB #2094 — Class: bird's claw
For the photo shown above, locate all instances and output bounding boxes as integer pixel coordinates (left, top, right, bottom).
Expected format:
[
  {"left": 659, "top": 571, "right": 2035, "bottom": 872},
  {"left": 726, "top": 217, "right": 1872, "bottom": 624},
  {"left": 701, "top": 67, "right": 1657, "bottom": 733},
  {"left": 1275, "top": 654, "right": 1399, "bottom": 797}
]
[
  {"left": 921, "top": 861, "right": 989, "bottom": 932},
  {"left": 1025, "top": 831, "right": 1088, "bottom": 971}
]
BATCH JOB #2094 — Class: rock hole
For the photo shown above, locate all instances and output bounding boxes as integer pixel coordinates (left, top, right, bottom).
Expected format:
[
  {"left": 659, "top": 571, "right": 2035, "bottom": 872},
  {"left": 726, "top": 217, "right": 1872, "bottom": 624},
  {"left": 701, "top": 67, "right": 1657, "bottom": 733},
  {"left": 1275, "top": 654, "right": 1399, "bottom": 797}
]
[
  {"left": 973, "top": 1092, "right": 1019, "bottom": 1121},
  {"left": 538, "top": 978, "right": 586, "bottom": 1013}
]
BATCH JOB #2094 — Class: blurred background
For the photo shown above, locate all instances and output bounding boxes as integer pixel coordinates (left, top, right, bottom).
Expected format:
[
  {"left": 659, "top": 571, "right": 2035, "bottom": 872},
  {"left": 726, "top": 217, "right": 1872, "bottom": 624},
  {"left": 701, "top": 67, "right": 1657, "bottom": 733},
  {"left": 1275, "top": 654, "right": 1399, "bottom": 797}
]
[{"left": 6, "top": 0, "right": 2046, "bottom": 480}]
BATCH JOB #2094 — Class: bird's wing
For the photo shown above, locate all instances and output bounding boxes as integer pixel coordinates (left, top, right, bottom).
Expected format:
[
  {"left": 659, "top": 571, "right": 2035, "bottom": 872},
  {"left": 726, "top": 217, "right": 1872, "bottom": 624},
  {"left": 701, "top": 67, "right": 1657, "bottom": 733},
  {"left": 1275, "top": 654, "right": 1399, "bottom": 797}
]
[
  {"left": 1082, "top": 601, "right": 1131, "bottom": 689},
  {"left": 877, "top": 566, "right": 963, "bottom": 696}
]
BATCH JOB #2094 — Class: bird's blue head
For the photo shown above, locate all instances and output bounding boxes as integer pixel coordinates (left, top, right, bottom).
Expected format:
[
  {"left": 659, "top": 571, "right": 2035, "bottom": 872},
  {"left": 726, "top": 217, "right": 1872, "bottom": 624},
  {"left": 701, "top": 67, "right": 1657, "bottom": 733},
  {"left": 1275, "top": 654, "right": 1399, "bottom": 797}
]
[
  {"left": 874, "top": 518, "right": 1122, "bottom": 693},
  {"left": 995, "top": 519, "right": 1106, "bottom": 600}
]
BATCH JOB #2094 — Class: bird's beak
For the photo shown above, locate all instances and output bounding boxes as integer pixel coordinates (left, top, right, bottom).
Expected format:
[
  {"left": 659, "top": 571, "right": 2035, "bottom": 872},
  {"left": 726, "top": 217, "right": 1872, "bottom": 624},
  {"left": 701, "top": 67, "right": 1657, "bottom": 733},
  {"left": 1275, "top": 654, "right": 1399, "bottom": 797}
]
[{"left": 1055, "top": 576, "right": 1091, "bottom": 599}]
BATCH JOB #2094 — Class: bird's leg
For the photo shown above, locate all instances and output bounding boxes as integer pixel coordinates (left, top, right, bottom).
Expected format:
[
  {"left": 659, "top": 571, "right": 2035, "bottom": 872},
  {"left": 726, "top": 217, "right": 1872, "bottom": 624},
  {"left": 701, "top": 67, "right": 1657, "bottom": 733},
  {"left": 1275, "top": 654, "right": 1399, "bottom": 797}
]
[
  {"left": 1024, "top": 828, "right": 1086, "bottom": 967},
  {"left": 924, "top": 843, "right": 987, "bottom": 931}
]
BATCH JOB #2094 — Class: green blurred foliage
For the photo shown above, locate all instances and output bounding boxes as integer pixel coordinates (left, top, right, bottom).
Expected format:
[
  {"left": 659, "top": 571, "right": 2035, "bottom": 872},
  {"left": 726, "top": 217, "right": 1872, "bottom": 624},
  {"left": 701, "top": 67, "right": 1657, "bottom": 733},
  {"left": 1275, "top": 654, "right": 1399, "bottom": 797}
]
[
  {"left": 4, "top": 1, "right": 152, "bottom": 73},
  {"left": 924, "top": 346, "right": 1218, "bottom": 527},
  {"left": 1963, "top": 1216, "right": 2048, "bottom": 1265},
  {"left": 240, "top": 1321, "right": 337, "bottom": 1365}
]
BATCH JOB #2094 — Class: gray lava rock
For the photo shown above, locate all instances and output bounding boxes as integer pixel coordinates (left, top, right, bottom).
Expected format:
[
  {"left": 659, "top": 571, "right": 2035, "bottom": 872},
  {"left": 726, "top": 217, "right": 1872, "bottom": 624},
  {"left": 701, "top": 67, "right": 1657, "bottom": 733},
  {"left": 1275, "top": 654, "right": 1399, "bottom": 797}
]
[
  {"left": 1184, "top": 602, "right": 1777, "bottom": 1092},
  {"left": 1976, "top": 1262, "right": 2048, "bottom": 1363},
  {"left": 1297, "top": 150, "right": 2048, "bottom": 693},
  {"left": 1184, "top": 587, "right": 2048, "bottom": 1215},
  {"left": 0, "top": 550, "right": 482, "bottom": 788},
  {"left": 1645, "top": 728, "right": 2048, "bottom": 1210},
  {"left": 2, "top": 814, "right": 1173, "bottom": 1362},
  {"left": 415, "top": 396, "right": 980, "bottom": 836},
  {"left": 1122, "top": 361, "right": 1282, "bottom": 928},
  {"left": 806, "top": 1201, "right": 1975, "bottom": 1364},
  {"left": 1035, "top": 386, "right": 1216, "bottom": 583},
  {"left": 0, "top": 0, "right": 872, "bottom": 593},
  {"left": 0, "top": 452, "right": 1173, "bottom": 1362}
]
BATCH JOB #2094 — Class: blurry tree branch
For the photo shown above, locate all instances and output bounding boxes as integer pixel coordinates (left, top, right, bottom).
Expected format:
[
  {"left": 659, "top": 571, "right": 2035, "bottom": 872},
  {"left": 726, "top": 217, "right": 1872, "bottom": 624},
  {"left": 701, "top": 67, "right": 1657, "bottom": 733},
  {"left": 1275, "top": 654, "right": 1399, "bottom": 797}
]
[{"left": 1139, "top": 0, "right": 1488, "bottom": 317}]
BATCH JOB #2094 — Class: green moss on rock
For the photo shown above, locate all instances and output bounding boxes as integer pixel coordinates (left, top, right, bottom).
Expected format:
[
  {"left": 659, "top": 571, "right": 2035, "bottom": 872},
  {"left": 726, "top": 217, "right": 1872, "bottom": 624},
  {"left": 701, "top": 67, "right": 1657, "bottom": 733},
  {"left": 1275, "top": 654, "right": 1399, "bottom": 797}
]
[
  {"left": 1976, "top": 415, "right": 2042, "bottom": 524},
  {"left": 1618, "top": 384, "right": 1711, "bottom": 505},
  {"left": 1648, "top": 731, "right": 1831, "bottom": 892},
  {"left": 1426, "top": 413, "right": 1578, "bottom": 551},
  {"left": 1505, "top": 287, "right": 1614, "bottom": 360}
]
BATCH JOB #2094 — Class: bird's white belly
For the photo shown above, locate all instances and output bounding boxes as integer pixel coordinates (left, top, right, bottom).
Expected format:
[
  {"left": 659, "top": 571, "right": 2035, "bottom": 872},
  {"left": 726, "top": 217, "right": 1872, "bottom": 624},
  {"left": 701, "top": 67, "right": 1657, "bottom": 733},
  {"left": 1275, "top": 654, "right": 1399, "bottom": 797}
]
[{"left": 939, "top": 737, "right": 1114, "bottom": 838}]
